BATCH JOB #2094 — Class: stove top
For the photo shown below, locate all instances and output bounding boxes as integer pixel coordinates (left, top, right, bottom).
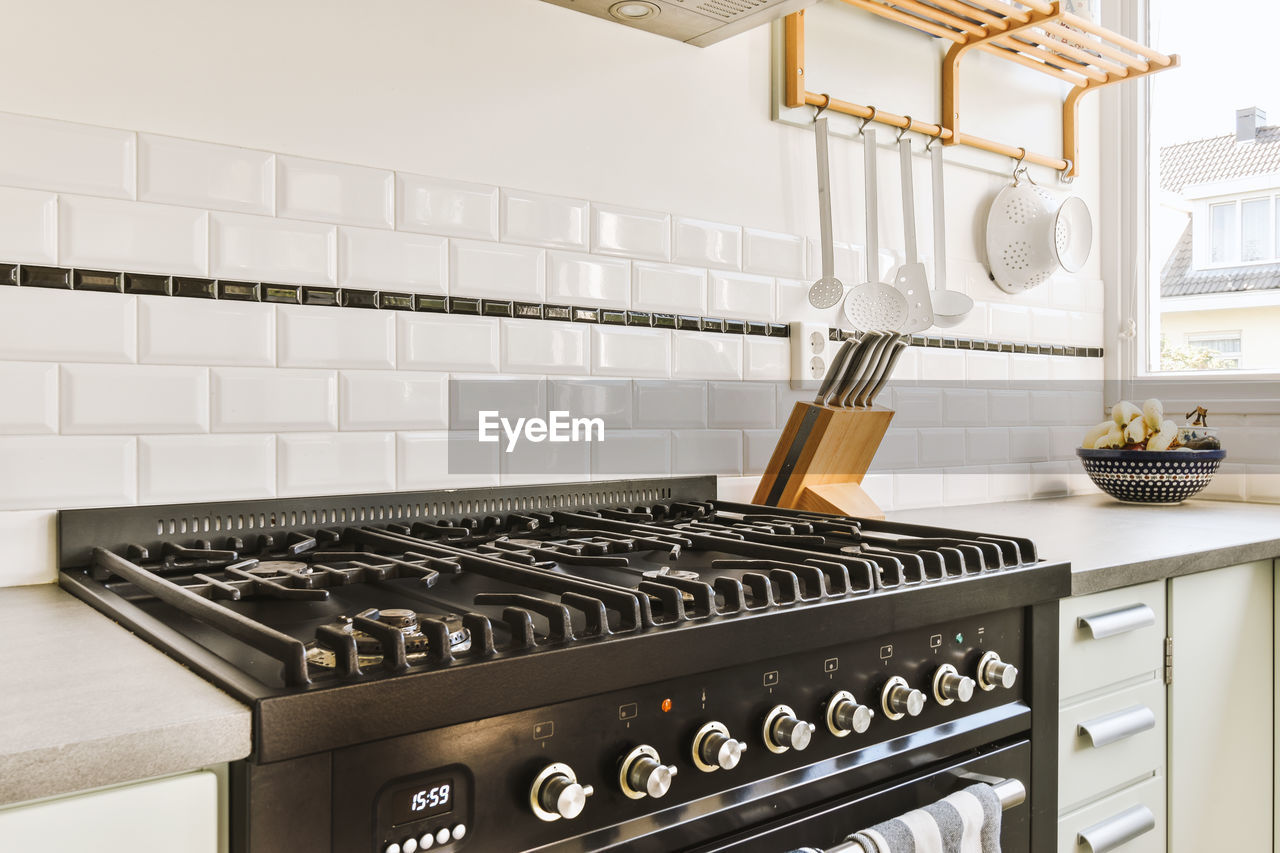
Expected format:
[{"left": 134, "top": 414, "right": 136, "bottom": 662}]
[{"left": 58, "top": 476, "right": 1068, "bottom": 763}]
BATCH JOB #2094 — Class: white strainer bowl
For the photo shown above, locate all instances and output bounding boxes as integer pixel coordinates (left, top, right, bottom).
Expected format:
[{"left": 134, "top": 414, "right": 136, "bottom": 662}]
[{"left": 985, "top": 180, "right": 1092, "bottom": 293}]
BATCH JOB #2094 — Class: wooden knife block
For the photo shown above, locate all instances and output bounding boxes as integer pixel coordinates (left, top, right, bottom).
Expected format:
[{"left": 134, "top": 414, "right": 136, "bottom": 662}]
[{"left": 751, "top": 401, "right": 894, "bottom": 519}]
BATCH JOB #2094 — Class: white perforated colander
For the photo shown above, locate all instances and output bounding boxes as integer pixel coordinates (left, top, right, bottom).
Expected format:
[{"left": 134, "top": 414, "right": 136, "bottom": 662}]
[{"left": 985, "top": 174, "right": 1092, "bottom": 294}]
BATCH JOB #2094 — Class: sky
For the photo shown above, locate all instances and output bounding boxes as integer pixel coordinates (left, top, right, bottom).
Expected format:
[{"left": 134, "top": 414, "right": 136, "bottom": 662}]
[{"left": 1150, "top": 0, "right": 1280, "bottom": 147}]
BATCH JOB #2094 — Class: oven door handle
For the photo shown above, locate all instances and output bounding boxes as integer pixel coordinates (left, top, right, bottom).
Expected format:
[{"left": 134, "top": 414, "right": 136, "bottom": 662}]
[{"left": 1077, "top": 804, "right": 1156, "bottom": 853}]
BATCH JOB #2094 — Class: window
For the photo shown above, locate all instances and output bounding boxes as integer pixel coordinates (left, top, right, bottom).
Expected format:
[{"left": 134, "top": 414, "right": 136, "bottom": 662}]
[
  {"left": 1143, "top": 0, "right": 1280, "bottom": 373},
  {"left": 1185, "top": 333, "right": 1243, "bottom": 368}
]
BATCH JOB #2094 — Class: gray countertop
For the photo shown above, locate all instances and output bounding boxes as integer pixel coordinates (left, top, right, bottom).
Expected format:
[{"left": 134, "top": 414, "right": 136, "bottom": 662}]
[
  {"left": 0, "top": 584, "right": 251, "bottom": 808},
  {"left": 889, "top": 495, "right": 1280, "bottom": 595}
]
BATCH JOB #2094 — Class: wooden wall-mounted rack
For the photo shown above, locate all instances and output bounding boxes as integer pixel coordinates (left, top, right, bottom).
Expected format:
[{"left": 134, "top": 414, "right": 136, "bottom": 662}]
[{"left": 783, "top": 0, "right": 1179, "bottom": 178}]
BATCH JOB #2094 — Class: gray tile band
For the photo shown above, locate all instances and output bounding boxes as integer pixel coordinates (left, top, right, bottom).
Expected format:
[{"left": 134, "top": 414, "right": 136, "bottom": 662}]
[{"left": 0, "top": 262, "right": 1105, "bottom": 358}]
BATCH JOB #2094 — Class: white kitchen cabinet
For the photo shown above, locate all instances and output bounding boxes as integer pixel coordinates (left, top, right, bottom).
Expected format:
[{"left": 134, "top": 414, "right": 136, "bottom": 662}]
[
  {"left": 0, "top": 771, "right": 218, "bottom": 853},
  {"left": 1168, "top": 560, "right": 1273, "bottom": 853}
]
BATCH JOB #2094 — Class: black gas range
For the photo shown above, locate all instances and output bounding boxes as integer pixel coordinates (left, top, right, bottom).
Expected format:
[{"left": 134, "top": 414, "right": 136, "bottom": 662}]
[{"left": 57, "top": 476, "right": 1068, "bottom": 853}]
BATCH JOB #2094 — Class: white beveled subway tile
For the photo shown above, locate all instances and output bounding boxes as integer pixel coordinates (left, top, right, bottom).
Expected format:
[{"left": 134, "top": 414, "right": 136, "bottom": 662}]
[
  {"left": 987, "top": 389, "right": 1031, "bottom": 426},
  {"left": 338, "top": 226, "right": 446, "bottom": 294},
  {"left": 1070, "top": 311, "right": 1103, "bottom": 347},
  {"left": 546, "top": 250, "right": 629, "bottom": 307},
  {"left": 673, "top": 331, "right": 742, "bottom": 380},
  {"left": 942, "top": 466, "right": 990, "bottom": 507},
  {"left": 139, "top": 295, "right": 274, "bottom": 366},
  {"left": 0, "top": 362, "right": 57, "bottom": 434},
  {"left": 60, "top": 195, "right": 206, "bottom": 276},
  {"left": 775, "top": 278, "right": 832, "bottom": 324},
  {"left": 278, "top": 432, "right": 394, "bottom": 496},
  {"left": 501, "top": 189, "right": 588, "bottom": 251},
  {"left": 139, "top": 434, "right": 275, "bottom": 503},
  {"left": 0, "top": 510, "right": 56, "bottom": 586},
  {"left": 210, "top": 212, "right": 336, "bottom": 285},
  {"left": 62, "top": 364, "right": 207, "bottom": 434},
  {"left": 860, "top": 473, "right": 894, "bottom": 512},
  {"left": 397, "top": 173, "right": 498, "bottom": 240},
  {"left": 941, "top": 388, "right": 987, "bottom": 426},
  {"left": 965, "top": 351, "right": 1010, "bottom": 384},
  {"left": 918, "top": 348, "right": 966, "bottom": 383},
  {"left": 893, "top": 469, "right": 945, "bottom": 510},
  {"left": 1031, "top": 309, "right": 1072, "bottom": 345},
  {"left": 449, "top": 239, "right": 544, "bottom": 301},
  {"left": 672, "top": 430, "right": 743, "bottom": 476},
  {"left": 500, "top": 318, "right": 590, "bottom": 375},
  {"left": 591, "top": 430, "right": 671, "bottom": 479},
  {"left": 987, "top": 304, "right": 1031, "bottom": 342},
  {"left": 1030, "top": 461, "right": 1071, "bottom": 498},
  {"left": 397, "top": 313, "right": 499, "bottom": 372},
  {"left": 277, "top": 156, "right": 393, "bottom": 228},
  {"left": 673, "top": 217, "right": 741, "bottom": 271},
  {"left": 212, "top": 367, "right": 337, "bottom": 432},
  {"left": 631, "top": 262, "right": 706, "bottom": 315},
  {"left": 890, "top": 387, "right": 943, "bottom": 428},
  {"left": 743, "top": 228, "right": 805, "bottom": 278},
  {"left": 867, "top": 428, "right": 917, "bottom": 472},
  {"left": 917, "top": 428, "right": 967, "bottom": 469},
  {"left": 397, "top": 431, "right": 500, "bottom": 490},
  {"left": 987, "top": 462, "right": 1031, "bottom": 502},
  {"left": 634, "top": 380, "right": 706, "bottom": 429},
  {"left": 0, "top": 436, "right": 135, "bottom": 510},
  {"left": 0, "top": 187, "right": 56, "bottom": 264},
  {"left": 744, "top": 429, "right": 782, "bottom": 476},
  {"left": 550, "top": 378, "right": 632, "bottom": 429},
  {"left": 806, "top": 238, "right": 864, "bottom": 286},
  {"left": 591, "top": 204, "right": 670, "bottom": 261},
  {"left": 708, "top": 380, "right": 774, "bottom": 428},
  {"left": 1009, "top": 426, "right": 1051, "bottom": 463},
  {"left": 501, "top": 435, "right": 593, "bottom": 486},
  {"left": 1049, "top": 354, "right": 1103, "bottom": 382},
  {"left": 591, "top": 326, "right": 670, "bottom": 378},
  {"left": 1029, "top": 389, "right": 1073, "bottom": 426},
  {"left": 0, "top": 113, "right": 134, "bottom": 198},
  {"left": 744, "top": 338, "right": 788, "bottom": 381},
  {"left": 340, "top": 371, "right": 448, "bottom": 431},
  {"left": 965, "top": 427, "right": 1010, "bottom": 465},
  {"left": 138, "top": 134, "right": 273, "bottom": 214},
  {"left": 1200, "top": 462, "right": 1246, "bottom": 502},
  {"left": 278, "top": 304, "right": 394, "bottom": 369},
  {"left": 708, "top": 271, "right": 774, "bottom": 321},
  {"left": 716, "top": 476, "right": 762, "bottom": 503},
  {"left": 1049, "top": 426, "right": 1080, "bottom": 460},
  {"left": 1010, "top": 353, "right": 1050, "bottom": 382},
  {"left": 1245, "top": 465, "right": 1280, "bottom": 503},
  {"left": 947, "top": 301, "right": 988, "bottom": 340},
  {"left": 0, "top": 287, "right": 135, "bottom": 363}
]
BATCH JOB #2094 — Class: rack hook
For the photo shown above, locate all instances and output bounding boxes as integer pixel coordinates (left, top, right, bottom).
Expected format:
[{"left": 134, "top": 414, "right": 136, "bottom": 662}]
[
  {"left": 1012, "top": 147, "right": 1027, "bottom": 176},
  {"left": 896, "top": 117, "right": 912, "bottom": 143},
  {"left": 813, "top": 94, "right": 832, "bottom": 120},
  {"left": 925, "top": 132, "right": 939, "bottom": 152},
  {"left": 858, "top": 106, "right": 878, "bottom": 135},
  {"left": 1059, "top": 158, "right": 1075, "bottom": 184}
]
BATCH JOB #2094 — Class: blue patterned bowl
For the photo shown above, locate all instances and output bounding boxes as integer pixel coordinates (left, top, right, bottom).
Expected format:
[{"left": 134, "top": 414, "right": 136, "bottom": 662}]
[{"left": 1076, "top": 448, "right": 1226, "bottom": 504}]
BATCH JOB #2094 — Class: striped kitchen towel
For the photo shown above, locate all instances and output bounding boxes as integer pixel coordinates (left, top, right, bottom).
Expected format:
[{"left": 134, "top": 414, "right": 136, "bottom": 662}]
[{"left": 841, "top": 783, "right": 1003, "bottom": 853}]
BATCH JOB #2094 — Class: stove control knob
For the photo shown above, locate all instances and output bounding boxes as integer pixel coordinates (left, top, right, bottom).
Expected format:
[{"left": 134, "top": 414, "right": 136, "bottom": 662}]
[
  {"left": 763, "top": 704, "right": 817, "bottom": 753},
  {"left": 619, "top": 745, "right": 678, "bottom": 799},
  {"left": 977, "top": 651, "right": 1018, "bottom": 691},
  {"left": 692, "top": 721, "right": 747, "bottom": 772},
  {"left": 530, "top": 763, "right": 594, "bottom": 821},
  {"left": 933, "top": 664, "right": 976, "bottom": 706},
  {"left": 882, "top": 676, "right": 926, "bottom": 720},
  {"left": 826, "top": 690, "right": 874, "bottom": 736}
]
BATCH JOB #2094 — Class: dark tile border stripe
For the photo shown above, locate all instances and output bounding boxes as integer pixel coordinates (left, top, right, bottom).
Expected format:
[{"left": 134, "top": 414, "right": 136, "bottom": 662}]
[{"left": 0, "top": 262, "right": 1103, "bottom": 358}]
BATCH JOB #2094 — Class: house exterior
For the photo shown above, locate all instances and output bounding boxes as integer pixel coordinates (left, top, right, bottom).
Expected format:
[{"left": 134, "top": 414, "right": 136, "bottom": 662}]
[{"left": 1158, "top": 108, "right": 1280, "bottom": 370}]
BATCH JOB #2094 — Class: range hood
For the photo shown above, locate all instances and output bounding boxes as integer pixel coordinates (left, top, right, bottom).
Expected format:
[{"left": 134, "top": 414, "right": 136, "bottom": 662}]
[{"left": 539, "top": 0, "right": 819, "bottom": 46}]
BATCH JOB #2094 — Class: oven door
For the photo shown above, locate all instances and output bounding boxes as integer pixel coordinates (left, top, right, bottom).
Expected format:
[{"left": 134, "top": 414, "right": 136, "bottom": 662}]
[{"left": 678, "top": 740, "right": 1031, "bottom": 853}]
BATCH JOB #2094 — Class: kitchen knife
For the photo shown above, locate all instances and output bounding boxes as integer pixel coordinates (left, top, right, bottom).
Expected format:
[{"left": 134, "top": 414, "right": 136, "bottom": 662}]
[
  {"left": 831, "top": 331, "right": 884, "bottom": 407},
  {"left": 840, "top": 331, "right": 894, "bottom": 407},
  {"left": 858, "top": 338, "right": 909, "bottom": 407},
  {"left": 814, "top": 337, "right": 856, "bottom": 405}
]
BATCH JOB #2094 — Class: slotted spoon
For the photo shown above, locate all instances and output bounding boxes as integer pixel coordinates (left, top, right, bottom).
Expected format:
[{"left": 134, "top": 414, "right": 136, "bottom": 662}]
[
  {"left": 808, "top": 117, "right": 844, "bottom": 310},
  {"left": 843, "top": 127, "right": 908, "bottom": 331},
  {"left": 892, "top": 134, "right": 934, "bottom": 334}
]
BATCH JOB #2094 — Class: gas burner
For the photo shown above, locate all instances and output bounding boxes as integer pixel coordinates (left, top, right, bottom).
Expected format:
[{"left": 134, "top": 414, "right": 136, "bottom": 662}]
[
  {"left": 305, "top": 608, "right": 471, "bottom": 670},
  {"left": 642, "top": 567, "right": 700, "bottom": 582},
  {"left": 247, "top": 559, "right": 312, "bottom": 576}
]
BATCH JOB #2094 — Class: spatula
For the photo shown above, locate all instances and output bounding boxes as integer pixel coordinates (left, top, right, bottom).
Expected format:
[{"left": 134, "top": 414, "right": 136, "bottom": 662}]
[{"left": 893, "top": 135, "right": 934, "bottom": 334}]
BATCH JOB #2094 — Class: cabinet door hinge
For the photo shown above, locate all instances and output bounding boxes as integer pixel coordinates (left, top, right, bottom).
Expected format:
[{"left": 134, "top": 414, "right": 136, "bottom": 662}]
[{"left": 1163, "top": 636, "right": 1174, "bottom": 685}]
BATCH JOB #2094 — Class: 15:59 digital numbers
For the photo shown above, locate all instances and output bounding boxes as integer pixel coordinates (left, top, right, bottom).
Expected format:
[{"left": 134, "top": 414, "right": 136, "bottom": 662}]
[{"left": 412, "top": 783, "right": 451, "bottom": 813}]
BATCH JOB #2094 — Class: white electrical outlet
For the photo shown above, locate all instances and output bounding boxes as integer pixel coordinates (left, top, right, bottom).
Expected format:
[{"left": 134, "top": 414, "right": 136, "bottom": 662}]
[{"left": 789, "top": 321, "right": 831, "bottom": 390}]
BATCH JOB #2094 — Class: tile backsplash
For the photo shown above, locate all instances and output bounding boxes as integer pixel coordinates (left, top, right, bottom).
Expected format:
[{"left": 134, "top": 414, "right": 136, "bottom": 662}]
[{"left": 0, "top": 109, "right": 1118, "bottom": 587}]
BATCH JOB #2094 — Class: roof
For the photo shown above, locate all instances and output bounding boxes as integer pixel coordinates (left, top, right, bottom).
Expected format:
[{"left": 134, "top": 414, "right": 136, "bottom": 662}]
[
  {"left": 1159, "top": 125, "right": 1280, "bottom": 193},
  {"left": 1160, "top": 221, "right": 1280, "bottom": 297},
  {"left": 1159, "top": 127, "right": 1280, "bottom": 297}
]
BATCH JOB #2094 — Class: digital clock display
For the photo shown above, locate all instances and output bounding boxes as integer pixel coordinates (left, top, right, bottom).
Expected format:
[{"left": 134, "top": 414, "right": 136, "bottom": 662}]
[{"left": 389, "top": 777, "right": 454, "bottom": 826}]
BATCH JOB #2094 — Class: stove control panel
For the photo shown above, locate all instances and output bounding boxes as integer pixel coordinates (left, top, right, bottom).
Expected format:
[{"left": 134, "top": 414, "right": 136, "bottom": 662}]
[{"left": 334, "top": 608, "right": 1027, "bottom": 852}]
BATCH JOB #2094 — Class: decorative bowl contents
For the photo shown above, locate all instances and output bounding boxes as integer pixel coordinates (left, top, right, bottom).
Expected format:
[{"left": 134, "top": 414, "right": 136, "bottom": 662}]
[{"left": 1077, "top": 399, "right": 1226, "bottom": 504}]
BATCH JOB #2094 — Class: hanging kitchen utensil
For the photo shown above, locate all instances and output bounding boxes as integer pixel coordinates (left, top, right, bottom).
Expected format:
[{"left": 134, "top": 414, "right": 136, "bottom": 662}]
[
  {"left": 985, "top": 162, "right": 1093, "bottom": 294},
  {"left": 808, "top": 117, "right": 844, "bottom": 310},
  {"left": 843, "top": 127, "right": 908, "bottom": 331},
  {"left": 814, "top": 337, "right": 855, "bottom": 405},
  {"left": 927, "top": 142, "right": 972, "bottom": 327},
  {"left": 892, "top": 133, "right": 934, "bottom": 333}
]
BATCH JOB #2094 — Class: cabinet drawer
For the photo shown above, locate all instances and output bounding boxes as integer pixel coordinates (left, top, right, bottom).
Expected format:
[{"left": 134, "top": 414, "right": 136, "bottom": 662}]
[
  {"left": 1060, "top": 581, "right": 1164, "bottom": 701},
  {"left": 1058, "top": 774, "right": 1166, "bottom": 853},
  {"left": 1059, "top": 678, "right": 1165, "bottom": 811}
]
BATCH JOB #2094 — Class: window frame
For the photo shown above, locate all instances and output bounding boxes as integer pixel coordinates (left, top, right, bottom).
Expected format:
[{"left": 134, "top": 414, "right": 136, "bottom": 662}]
[
  {"left": 1184, "top": 330, "right": 1244, "bottom": 368},
  {"left": 1195, "top": 194, "right": 1279, "bottom": 269}
]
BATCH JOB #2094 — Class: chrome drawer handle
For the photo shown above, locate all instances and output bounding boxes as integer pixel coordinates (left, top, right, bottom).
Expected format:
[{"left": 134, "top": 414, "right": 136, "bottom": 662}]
[
  {"left": 1077, "top": 705, "right": 1156, "bottom": 748},
  {"left": 1078, "top": 804, "right": 1156, "bottom": 853},
  {"left": 1078, "top": 604, "right": 1155, "bottom": 639}
]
